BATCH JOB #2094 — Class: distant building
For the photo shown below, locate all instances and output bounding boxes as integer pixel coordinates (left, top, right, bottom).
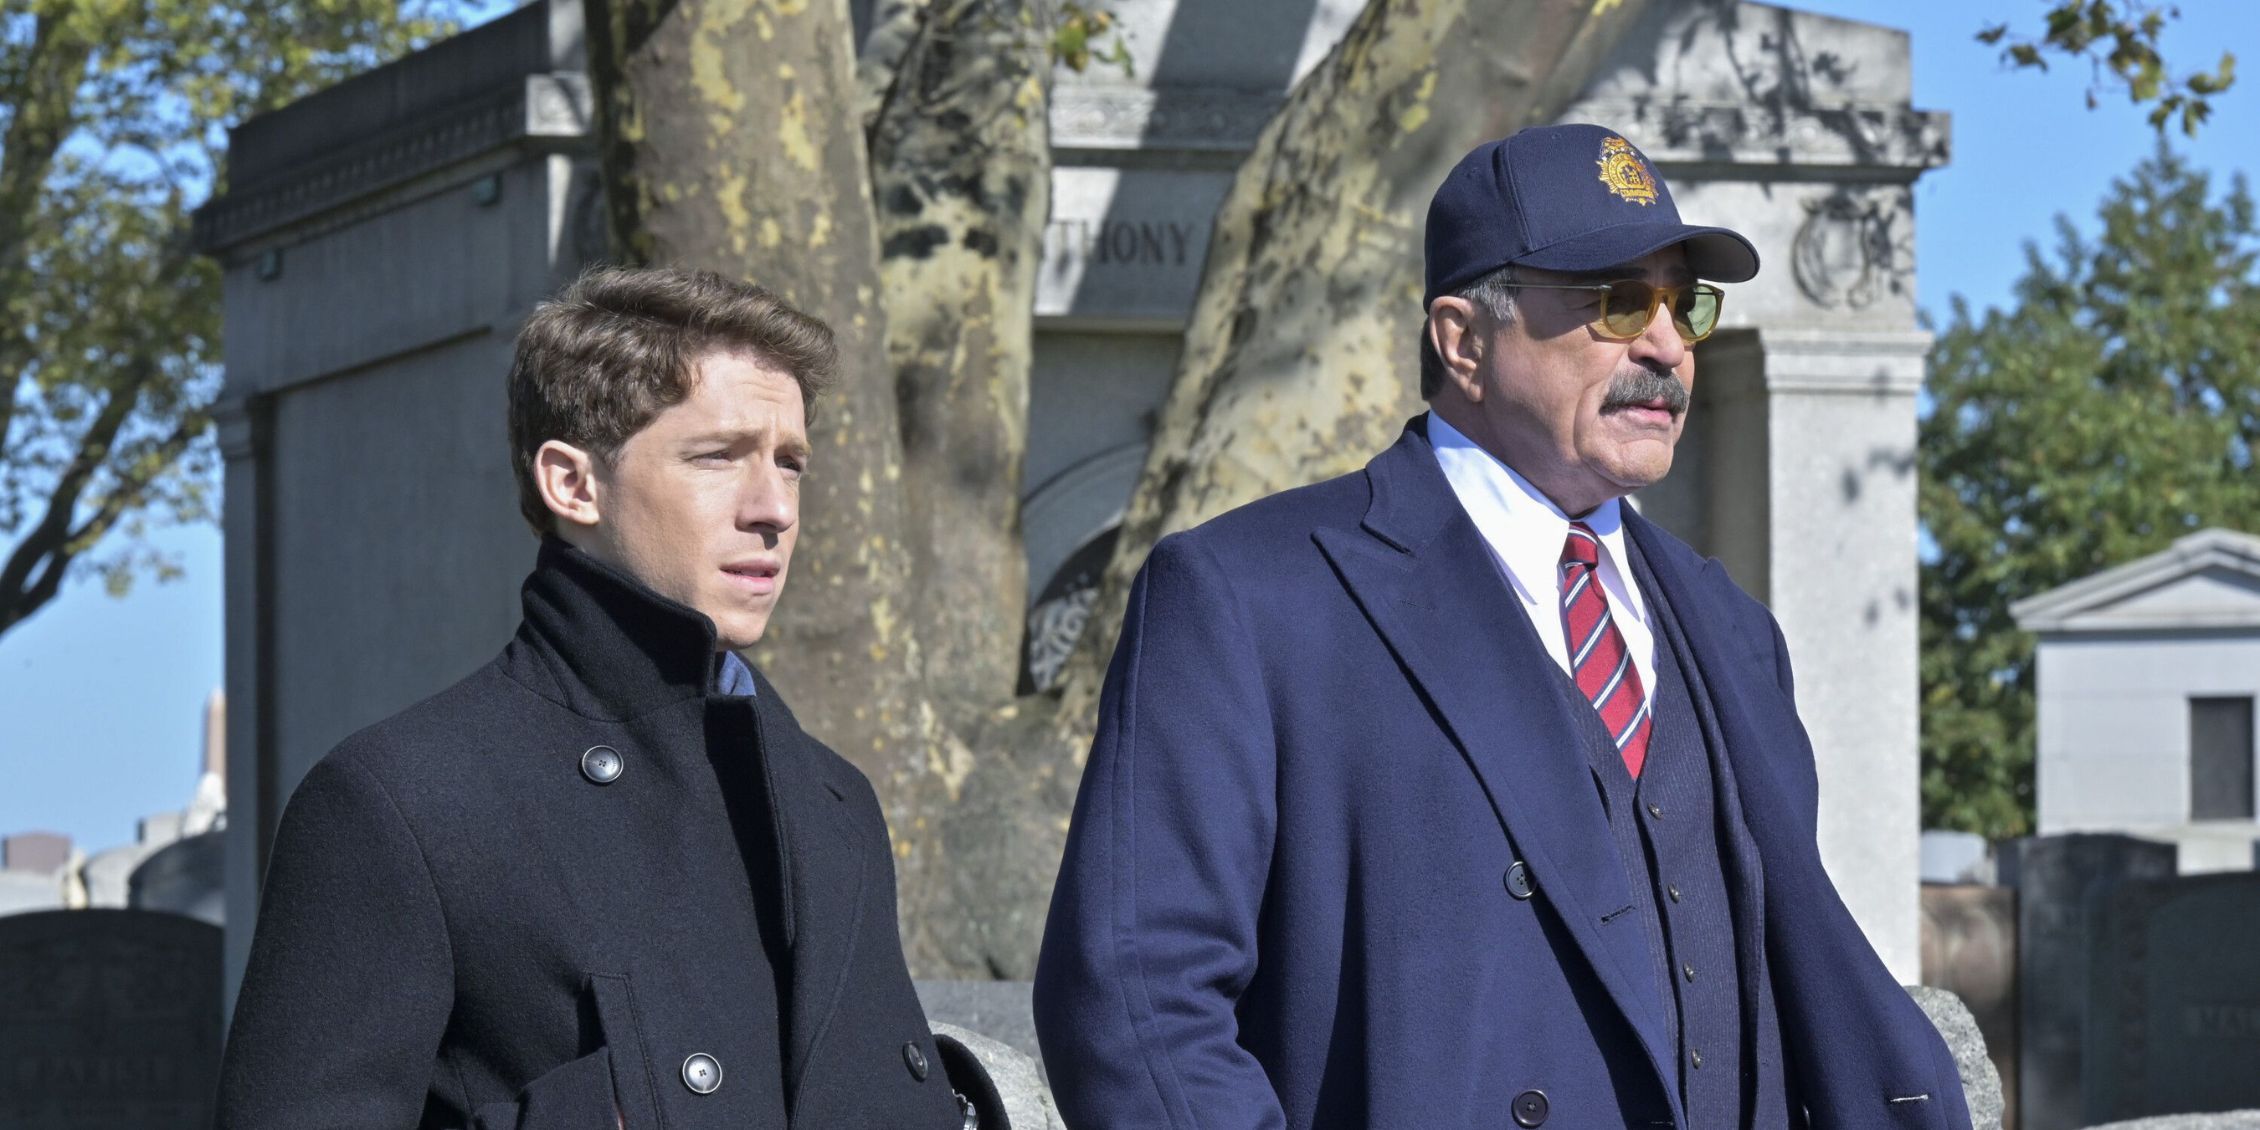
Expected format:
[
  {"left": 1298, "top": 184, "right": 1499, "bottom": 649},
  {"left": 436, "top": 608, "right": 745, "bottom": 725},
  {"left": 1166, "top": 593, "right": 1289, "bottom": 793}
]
[
  {"left": 2014, "top": 529, "right": 2260, "bottom": 872},
  {"left": 5, "top": 690, "right": 227, "bottom": 919}
]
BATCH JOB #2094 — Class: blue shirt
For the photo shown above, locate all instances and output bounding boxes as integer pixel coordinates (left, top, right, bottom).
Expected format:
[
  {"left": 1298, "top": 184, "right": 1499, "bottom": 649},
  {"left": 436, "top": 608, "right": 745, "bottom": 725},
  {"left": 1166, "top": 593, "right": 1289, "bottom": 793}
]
[{"left": 715, "top": 650, "right": 758, "bottom": 697}]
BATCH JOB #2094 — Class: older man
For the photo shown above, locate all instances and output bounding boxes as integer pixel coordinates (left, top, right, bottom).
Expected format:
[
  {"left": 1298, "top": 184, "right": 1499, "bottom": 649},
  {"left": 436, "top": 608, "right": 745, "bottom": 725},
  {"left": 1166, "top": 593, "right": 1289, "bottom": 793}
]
[
  {"left": 219, "top": 268, "right": 985, "bottom": 1129},
  {"left": 1034, "top": 125, "right": 1969, "bottom": 1129}
]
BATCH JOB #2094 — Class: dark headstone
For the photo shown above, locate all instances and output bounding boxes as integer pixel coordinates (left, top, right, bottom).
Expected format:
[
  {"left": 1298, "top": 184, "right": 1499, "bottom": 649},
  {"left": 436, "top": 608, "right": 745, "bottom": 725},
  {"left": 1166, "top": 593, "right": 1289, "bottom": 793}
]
[
  {"left": 0, "top": 909, "right": 222, "bottom": 1129},
  {"left": 1924, "top": 884, "right": 2019, "bottom": 1128},
  {"left": 917, "top": 979, "right": 1042, "bottom": 1077},
  {"left": 2083, "top": 873, "right": 2260, "bottom": 1124},
  {"left": 1998, "top": 834, "right": 2178, "bottom": 1130}
]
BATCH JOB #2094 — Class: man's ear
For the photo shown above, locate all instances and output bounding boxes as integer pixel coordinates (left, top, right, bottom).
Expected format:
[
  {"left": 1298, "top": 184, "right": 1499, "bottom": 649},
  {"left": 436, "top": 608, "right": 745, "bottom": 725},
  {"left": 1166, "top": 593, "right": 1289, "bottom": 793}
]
[
  {"left": 1427, "top": 297, "right": 1484, "bottom": 404},
  {"left": 535, "top": 440, "right": 602, "bottom": 530}
]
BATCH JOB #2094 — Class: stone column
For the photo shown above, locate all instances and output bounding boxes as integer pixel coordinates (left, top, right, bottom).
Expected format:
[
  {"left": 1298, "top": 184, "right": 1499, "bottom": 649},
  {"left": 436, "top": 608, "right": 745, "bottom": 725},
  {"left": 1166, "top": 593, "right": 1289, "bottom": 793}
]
[
  {"left": 1757, "top": 327, "right": 1931, "bottom": 982},
  {"left": 214, "top": 393, "right": 270, "bottom": 1021}
]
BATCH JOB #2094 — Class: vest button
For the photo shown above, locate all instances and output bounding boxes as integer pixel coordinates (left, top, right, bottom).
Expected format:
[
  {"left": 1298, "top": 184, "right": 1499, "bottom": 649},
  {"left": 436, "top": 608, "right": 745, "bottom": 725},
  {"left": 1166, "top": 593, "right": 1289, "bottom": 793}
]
[
  {"left": 580, "top": 745, "right": 623, "bottom": 784},
  {"left": 1512, "top": 1089, "right": 1549, "bottom": 1127},
  {"left": 681, "top": 1053, "right": 722, "bottom": 1094},
  {"left": 1667, "top": 884, "right": 1682, "bottom": 903},
  {"left": 1691, "top": 1047, "right": 1705, "bottom": 1069},
  {"left": 1646, "top": 802, "right": 1665, "bottom": 819},
  {"left": 1682, "top": 962, "right": 1696, "bottom": 983},
  {"left": 1503, "top": 861, "right": 1536, "bottom": 900}
]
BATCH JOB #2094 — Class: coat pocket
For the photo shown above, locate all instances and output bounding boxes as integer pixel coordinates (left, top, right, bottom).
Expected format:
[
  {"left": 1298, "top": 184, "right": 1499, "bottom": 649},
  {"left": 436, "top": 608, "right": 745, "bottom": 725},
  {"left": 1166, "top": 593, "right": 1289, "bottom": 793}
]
[{"left": 587, "top": 972, "right": 663, "bottom": 1130}]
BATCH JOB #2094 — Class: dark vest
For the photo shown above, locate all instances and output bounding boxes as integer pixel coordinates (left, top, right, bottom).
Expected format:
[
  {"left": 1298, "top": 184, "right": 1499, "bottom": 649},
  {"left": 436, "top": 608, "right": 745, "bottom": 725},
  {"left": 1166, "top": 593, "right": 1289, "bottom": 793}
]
[{"left": 1551, "top": 541, "right": 1792, "bottom": 1128}]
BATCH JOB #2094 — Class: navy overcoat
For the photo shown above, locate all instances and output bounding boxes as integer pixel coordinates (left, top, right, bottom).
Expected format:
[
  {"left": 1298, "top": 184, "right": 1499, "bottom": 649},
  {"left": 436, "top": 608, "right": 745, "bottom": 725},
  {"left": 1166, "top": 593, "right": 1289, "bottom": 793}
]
[{"left": 1033, "top": 418, "right": 1971, "bottom": 1129}]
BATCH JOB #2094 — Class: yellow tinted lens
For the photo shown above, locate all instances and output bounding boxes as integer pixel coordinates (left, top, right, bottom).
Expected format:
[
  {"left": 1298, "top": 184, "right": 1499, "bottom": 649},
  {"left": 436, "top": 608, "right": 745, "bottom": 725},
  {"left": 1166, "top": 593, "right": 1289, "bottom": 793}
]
[
  {"left": 1601, "top": 281, "right": 1657, "bottom": 336},
  {"left": 1673, "top": 285, "right": 1722, "bottom": 340}
]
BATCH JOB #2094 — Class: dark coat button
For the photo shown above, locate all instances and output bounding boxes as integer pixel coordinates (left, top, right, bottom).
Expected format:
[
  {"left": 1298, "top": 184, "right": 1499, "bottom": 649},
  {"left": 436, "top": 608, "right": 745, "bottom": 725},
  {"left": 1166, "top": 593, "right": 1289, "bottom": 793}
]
[
  {"left": 1646, "top": 802, "right": 1664, "bottom": 819},
  {"left": 682, "top": 1052, "right": 722, "bottom": 1094},
  {"left": 903, "top": 1040, "right": 929, "bottom": 1081},
  {"left": 580, "top": 745, "right": 623, "bottom": 784},
  {"left": 1503, "top": 861, "right": 1536, "bottom": 900},
  {"left": 1667, "top": 884, "right": 1682, "bottom": 903},
  {"left": 1512, "top": 1089, "right": 1549, "bottom": 1127}
]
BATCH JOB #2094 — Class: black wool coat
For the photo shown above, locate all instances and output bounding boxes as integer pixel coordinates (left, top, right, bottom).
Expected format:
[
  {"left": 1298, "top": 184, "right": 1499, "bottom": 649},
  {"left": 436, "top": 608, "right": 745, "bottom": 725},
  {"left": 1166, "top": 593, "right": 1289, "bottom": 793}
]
[{"left": 218, "top": 539, "right": 966, "bottom": 1130}]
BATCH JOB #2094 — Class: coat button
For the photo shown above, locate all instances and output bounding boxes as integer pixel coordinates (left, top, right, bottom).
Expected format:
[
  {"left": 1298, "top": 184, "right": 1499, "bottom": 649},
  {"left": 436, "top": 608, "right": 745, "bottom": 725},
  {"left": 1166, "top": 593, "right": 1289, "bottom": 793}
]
[
  {"left": 1667, "top": 883, "right": 1682, "bottom": 903},
  {"left": 903, "top": 1041, "right": 929, "bottom": 1081},
  {"left": 681, "top": 1052, "right": 722, "bottom": 1094},
  {"left": 1503, "top": 861, "right": 1536, "bottom": 900},
  {"left": 1646, "top": 802, "right": 1664, "bottom": 819},
  {"left": 1512, "top": 1088, "right": 1549, "bottom": 1127},
  {"left": 1683, "top": 962, "right": 1697, "bottom": 983},
  {"left": 580, "top": 745, "right": 623, "bottom": 784}
]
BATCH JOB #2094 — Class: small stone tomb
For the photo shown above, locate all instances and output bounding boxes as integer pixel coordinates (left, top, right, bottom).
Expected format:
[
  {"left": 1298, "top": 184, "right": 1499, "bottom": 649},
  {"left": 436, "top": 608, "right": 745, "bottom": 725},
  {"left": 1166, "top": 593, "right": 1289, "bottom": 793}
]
[
  {"left": 0, "top": 909, "right": 222, "bottom": 1129},
  {"left": 2083, "top": 872, "right": 2260, "bottom": 1124}
]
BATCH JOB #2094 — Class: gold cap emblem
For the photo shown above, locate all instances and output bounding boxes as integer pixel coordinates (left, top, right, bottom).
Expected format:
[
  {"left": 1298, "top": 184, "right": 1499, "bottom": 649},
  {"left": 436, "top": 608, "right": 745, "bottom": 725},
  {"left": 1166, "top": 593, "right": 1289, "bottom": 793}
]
[{"left": 1596, "top": 136, "right": 1658, "bottom": 206}]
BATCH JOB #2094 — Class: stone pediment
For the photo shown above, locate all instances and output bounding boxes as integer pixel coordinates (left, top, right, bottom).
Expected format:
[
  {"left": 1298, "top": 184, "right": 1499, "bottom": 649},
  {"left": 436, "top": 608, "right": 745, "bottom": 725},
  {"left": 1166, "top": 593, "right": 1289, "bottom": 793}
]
[{"left": 2012, "top": 529, "right": 2260, "bottom": 633}]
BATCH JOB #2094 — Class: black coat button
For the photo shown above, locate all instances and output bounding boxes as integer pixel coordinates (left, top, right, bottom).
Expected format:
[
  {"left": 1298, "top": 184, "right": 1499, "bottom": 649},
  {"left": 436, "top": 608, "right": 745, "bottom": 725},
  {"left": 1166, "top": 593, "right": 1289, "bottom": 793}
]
[
  {"left": 1683, "top": 962, "right": 1697, "bottom": 983},
  {"left": 1512, "top": 1088, "right": 1549, "bottom": 1127},
  {"left": 1503, "top": 861, "right": 1536, "bottom": 900},
  {"left": 1646, "top": 802, "right": 1664, "bottom": 819},
  {"left": 580, "top": 745, "right": 623, "bottom": 784},
  {"left": 682, "top": 1052, "right": 722, "bottom": 1094},
  {"left": 903, "top": 1041, "right": 929, "bottom": 1081},
  {"left": 1667, "top": 884, "right": 1682, "bottom": 903}
]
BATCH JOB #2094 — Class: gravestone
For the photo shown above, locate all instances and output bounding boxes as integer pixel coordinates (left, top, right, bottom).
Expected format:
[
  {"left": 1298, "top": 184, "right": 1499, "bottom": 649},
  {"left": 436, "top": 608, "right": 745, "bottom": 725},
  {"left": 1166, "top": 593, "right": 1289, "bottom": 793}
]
[
  {"left": 1999, "top": 834, "right": 2179, "bottom": 1130},
  {"left": 0, "top": 909, "right": 222, "bottom": 1129},
  {"left": 2083, "top": 872, "right": 2260, "bottom": 1124},
  {"left": 1923, "top": 884, "right": 2019, "bottom": 1127}
]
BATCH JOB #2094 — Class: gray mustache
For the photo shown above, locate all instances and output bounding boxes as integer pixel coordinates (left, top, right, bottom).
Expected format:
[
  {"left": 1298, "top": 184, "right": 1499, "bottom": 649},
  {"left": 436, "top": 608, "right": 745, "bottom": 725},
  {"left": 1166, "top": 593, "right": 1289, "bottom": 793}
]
[{"left": 1601, "top": 368, "right": 1688, "bottom": 415}]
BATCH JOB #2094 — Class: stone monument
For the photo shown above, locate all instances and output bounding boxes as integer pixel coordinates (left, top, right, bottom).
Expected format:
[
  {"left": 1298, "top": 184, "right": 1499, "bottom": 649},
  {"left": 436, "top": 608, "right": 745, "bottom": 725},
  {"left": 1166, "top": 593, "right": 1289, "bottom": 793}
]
[
  {"left": 1999, "top": 834, "right": 2180, "bottom": 1130},
  {"left": 0, "top": 909, "right": 223, "bottom": 1129},
  {"left": 2015, "top": 529, "right": 2260, "bottom": 874},
  {"left": 2083, "top": 872, "right": 2260, "bottom": 1124}
]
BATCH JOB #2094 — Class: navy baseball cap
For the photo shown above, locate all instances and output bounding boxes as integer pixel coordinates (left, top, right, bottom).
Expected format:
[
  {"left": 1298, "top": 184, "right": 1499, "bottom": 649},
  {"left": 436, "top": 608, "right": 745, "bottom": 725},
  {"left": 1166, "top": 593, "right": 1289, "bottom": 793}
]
[{"left": 1423, "top": 124, "right": 1759, "bottom": 306}]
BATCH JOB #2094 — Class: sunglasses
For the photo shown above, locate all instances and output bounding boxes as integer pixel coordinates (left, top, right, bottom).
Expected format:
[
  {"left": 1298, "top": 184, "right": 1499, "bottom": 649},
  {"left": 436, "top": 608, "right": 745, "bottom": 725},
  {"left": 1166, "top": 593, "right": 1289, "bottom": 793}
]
[{"left": 1501, "top": 280, "right": 1727, "bottom": 344}]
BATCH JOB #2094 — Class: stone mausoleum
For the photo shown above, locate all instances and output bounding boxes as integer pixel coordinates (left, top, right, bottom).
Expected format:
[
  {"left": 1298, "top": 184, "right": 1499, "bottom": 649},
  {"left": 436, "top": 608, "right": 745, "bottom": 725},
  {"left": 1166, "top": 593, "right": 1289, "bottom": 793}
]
[
  {"left": 2016, "top": 528, "right": 2260, "bottom": 873},
  {"left": 194, "top": 0, "right": 1950, "bottom": 1004}
]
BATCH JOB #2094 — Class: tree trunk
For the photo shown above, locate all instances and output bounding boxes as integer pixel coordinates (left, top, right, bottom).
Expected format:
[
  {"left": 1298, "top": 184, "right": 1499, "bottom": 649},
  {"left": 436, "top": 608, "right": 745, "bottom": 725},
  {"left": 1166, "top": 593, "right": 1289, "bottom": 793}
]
[
  {"left": 584, "top": 0, "right": 933, "bottom": 827},
  {"left": 869, "top": 0, "right": 1052, "bottom": 735}
]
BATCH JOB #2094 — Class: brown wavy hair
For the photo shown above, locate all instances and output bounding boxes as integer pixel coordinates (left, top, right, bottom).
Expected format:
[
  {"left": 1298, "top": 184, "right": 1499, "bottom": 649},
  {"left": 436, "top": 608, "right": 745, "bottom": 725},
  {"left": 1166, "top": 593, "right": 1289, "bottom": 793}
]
[{"left": 506, "top": 266, "right": 837, "bottom": 533}]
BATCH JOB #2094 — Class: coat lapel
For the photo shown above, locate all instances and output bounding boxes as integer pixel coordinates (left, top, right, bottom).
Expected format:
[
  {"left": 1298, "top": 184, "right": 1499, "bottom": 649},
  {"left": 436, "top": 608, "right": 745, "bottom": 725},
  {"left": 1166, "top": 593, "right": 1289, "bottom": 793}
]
[
  {"left": 1623, "top": 512, "right": 1972, "bottom": 1128},
  {"left": 1312, "top": 421, "right": 1675, "bottom": 1081},
  {"left": 748, "top": 680, "right": 873, "bottom": 1113}
]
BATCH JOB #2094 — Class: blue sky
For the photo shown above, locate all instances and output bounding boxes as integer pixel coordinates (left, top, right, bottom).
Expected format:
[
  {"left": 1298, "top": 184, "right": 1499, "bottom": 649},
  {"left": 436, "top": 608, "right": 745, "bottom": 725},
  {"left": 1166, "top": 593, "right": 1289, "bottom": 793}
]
[{"left": 2, "top": 1, "right": 2255, "bottom": 853}]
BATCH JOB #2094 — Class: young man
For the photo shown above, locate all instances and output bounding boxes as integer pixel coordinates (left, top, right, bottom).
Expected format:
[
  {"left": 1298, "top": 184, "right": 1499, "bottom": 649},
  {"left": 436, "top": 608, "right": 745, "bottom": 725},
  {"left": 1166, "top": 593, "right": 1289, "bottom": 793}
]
[
  {"left": 219, "top": 268, "right": 978, "bottom": 1129},
  {"left": 1034, "top": 125, "right": 1971, "bottom": 1128}
]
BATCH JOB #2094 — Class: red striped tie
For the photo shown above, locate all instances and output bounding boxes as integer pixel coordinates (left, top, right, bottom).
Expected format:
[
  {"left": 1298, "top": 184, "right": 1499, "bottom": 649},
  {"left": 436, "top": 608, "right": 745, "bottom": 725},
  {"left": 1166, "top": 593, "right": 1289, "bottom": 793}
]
[{"left": 1560, "top": 522, "right": 1652, "bottom": 778}]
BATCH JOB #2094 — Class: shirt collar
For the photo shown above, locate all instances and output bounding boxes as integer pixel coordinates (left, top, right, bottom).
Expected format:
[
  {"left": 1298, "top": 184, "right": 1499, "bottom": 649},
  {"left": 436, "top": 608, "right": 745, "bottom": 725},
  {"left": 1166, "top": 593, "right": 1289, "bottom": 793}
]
[
  {"left": 1426, "top": 412, "right": 1636, "bottom": 609},
  {"left": 714, "top": 649, "right": 759, "bottom": 698}
]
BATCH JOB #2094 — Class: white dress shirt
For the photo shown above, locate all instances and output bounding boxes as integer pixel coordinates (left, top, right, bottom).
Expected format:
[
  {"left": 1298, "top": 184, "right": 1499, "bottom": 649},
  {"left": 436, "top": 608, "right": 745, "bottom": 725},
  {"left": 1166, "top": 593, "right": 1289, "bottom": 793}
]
[{"left": 1427, "top": 412, "right": 1658, "bottom": 697}]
